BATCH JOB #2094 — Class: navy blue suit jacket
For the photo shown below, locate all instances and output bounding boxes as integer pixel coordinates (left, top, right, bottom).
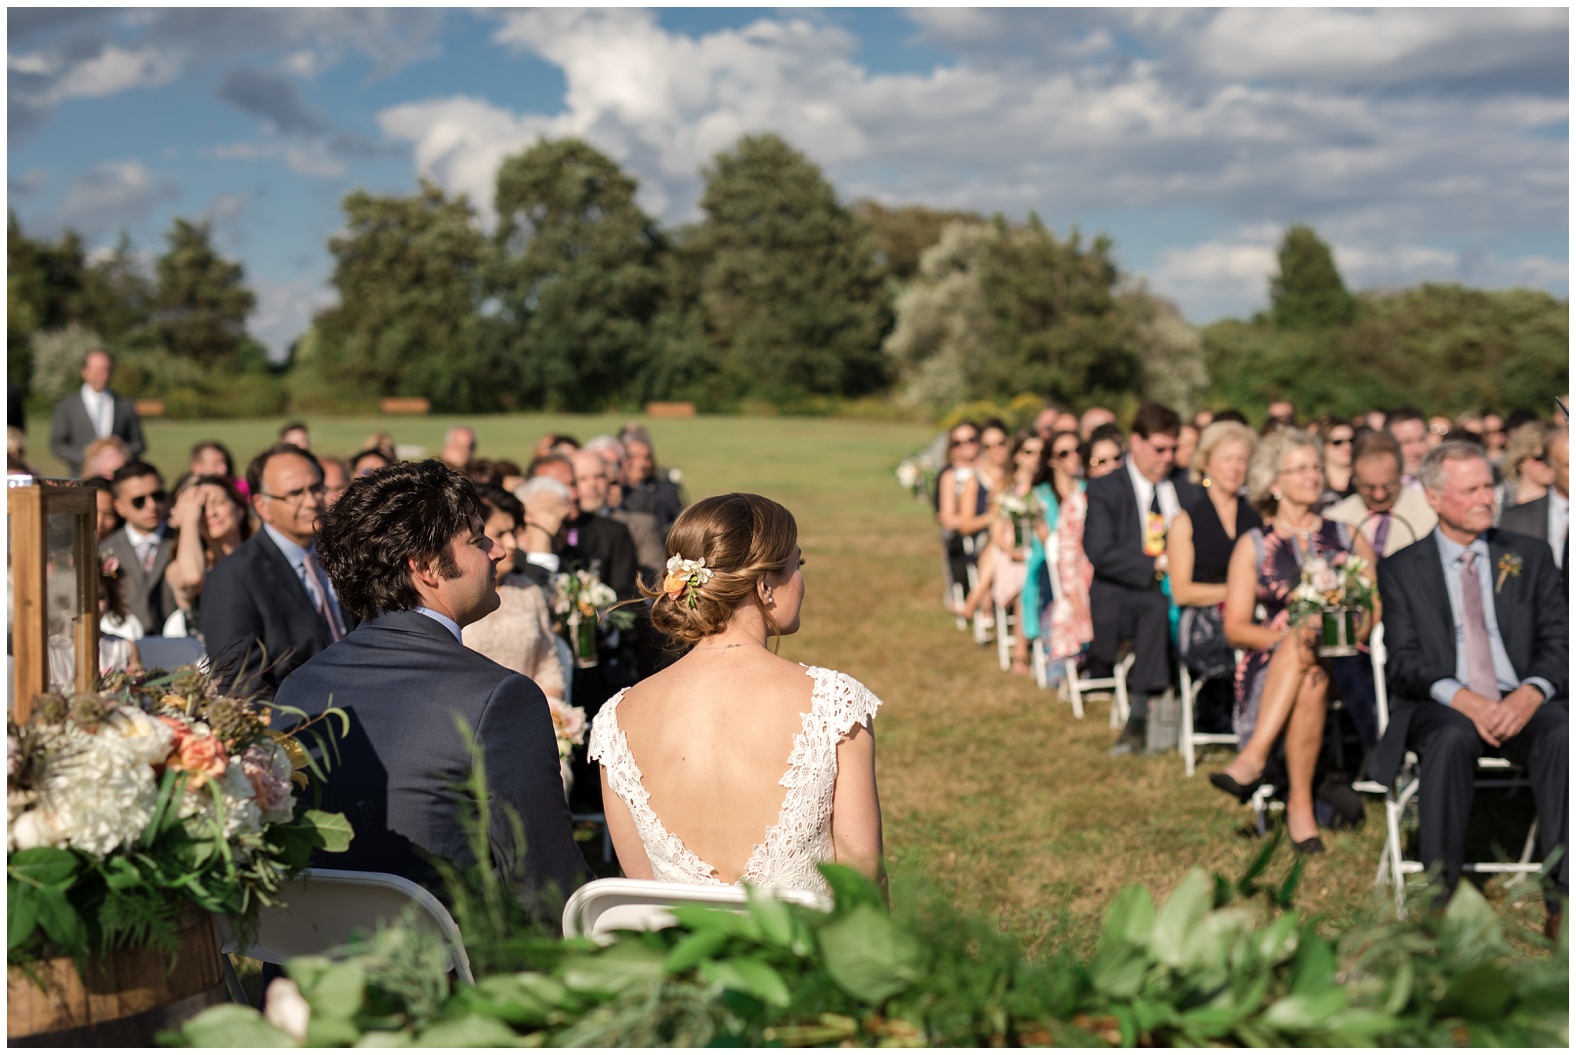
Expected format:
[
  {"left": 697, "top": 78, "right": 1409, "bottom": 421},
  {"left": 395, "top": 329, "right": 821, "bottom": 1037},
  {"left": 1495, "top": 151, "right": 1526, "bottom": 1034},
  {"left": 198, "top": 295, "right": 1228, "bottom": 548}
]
[{"left": 274, "top": 610, "right": 587, "bottom": 921}]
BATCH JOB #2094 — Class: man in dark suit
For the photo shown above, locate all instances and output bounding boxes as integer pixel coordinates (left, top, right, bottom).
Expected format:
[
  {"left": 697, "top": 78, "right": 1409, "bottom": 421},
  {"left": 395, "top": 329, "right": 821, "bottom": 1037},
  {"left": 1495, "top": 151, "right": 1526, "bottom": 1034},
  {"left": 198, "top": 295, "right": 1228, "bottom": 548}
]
[
  {"left": 1498, "top": 426, "right": 1567, "bottom": 587},
  {"left": 529, "top": 453, "right": 638, "bottom": 601},
  {"left": 1084, "top": 402, "right": 1204, "bottom": 755},
  {"left": 98, "top": 461, "right": 177, "bottom": 632},
  {"left": 49, "top": 348, "right": 145, "bottom": 477},
  {"left": 275, "top": 459, "right": 586, "bottom": 918},
  {"left": 204, "top": 444, "right": 349, "bottom": 693},
  {"left": 1369, "top": 441, "right": 1567, "bottom": 934},
  {"left": 512, "top": 475, "right": 574, "bottom": 591}
]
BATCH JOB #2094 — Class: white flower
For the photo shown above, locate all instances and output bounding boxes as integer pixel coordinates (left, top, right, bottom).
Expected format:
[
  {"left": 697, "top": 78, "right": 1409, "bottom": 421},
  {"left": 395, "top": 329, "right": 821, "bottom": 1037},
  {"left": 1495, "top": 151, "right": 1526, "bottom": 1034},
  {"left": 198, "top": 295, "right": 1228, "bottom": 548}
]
[
  {"left": 10, "top": 806, "right": 68, "bottom": 851},
  {"left": 1309, "top": 560, "right": 1340, "bottom": 595},
  {"left": 240, "top": 742, "right": 295, "bottom": 825},
  {"left": 896, "top": 461, "right": 920, "bottom": 489},
  {"left": 264, "top": 977, "right": 311, "bottom": 1043},
  {"left": 100, "top": 706, "right": 174, "bottom": 766},
  {"left": 39, "top": 727, "right": 159, "bottom": 856},
  {"left": 180, "top": 761, "right": 264, "bottom": 841}
]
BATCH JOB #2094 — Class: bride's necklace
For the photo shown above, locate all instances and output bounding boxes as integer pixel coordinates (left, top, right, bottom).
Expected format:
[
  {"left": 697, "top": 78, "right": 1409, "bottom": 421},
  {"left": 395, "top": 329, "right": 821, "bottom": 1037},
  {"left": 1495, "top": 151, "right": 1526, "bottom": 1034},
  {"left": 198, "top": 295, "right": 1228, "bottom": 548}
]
[{"left": 691, "top": 641, "right": 759, "bottom": 652}]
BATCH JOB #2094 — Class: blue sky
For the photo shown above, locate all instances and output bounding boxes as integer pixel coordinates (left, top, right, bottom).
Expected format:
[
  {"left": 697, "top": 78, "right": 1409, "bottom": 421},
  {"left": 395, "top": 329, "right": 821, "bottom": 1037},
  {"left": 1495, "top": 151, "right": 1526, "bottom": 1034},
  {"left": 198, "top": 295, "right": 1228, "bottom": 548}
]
[{"left": 8, "top": 8, "right": 1569, "bottom": 359}]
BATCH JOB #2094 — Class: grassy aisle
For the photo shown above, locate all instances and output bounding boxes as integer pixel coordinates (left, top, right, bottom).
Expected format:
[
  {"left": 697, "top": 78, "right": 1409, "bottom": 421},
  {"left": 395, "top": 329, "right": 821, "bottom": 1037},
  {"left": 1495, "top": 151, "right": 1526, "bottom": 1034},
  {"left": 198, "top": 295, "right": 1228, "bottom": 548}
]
[{"left": 25, "top": 412, "right": 1548, "bottom": 955}]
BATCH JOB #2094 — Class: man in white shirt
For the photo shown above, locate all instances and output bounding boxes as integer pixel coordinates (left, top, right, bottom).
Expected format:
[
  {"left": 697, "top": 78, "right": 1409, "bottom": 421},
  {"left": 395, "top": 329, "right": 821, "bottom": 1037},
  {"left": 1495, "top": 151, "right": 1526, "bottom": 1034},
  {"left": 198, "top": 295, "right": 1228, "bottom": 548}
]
[
  {"left": 48, "top": 348, "right": 145, "bottom": 477},
  {"left": 98, "top": 461, "right": 177, "bottom": 633}
]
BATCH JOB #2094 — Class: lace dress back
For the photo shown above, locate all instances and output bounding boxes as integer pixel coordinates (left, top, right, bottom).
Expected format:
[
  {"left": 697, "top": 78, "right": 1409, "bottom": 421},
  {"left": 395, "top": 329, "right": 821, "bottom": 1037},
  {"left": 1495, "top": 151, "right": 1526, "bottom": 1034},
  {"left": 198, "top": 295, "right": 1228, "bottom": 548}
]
[{"left": 587, "top": 666, "right": 881, "bottom": 896}]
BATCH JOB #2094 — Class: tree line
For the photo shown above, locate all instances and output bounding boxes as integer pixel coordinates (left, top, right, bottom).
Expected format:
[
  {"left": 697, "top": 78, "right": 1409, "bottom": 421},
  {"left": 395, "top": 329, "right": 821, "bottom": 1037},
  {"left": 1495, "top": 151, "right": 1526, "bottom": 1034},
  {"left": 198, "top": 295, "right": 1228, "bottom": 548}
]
[{"left": 8, "top": 134, "right": 1568, "bottom": 420}]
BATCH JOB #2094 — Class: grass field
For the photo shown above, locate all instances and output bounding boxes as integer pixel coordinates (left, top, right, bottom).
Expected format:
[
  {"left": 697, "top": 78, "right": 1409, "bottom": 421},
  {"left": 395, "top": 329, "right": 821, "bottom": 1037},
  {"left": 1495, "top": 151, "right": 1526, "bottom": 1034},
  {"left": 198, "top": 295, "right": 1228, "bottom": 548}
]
[{"left": 23, "top": 411, "right": 1552, "bottom": 955}]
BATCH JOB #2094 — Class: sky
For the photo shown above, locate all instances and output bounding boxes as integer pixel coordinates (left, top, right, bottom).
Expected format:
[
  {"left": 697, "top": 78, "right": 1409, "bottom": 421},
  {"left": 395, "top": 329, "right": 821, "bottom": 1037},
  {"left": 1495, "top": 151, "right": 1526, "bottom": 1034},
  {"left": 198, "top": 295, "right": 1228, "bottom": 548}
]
[{"left": 7, "top": 7, "right": 1570, "bottom": 360}]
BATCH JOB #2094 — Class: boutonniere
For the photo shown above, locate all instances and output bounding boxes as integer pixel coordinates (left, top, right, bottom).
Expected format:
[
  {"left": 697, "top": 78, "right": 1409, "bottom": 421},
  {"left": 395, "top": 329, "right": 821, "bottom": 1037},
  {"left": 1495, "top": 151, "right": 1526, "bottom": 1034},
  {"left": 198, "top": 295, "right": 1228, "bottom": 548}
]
[{"left": 1495, "top": 552, "right": 1523, "bottom": 593}]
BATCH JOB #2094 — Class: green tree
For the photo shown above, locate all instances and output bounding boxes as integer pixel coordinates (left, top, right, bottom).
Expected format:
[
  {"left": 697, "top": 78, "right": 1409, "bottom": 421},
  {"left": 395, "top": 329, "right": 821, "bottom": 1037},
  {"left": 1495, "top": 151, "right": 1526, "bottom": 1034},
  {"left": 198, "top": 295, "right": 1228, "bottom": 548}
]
[
  {"left": 851, "top": 200, "right": 983, "bottom": 287},
  {"left": 80, "top": 232, "right": 155, "bottom": 344},
  {"left": 8, "top": 213, "right": 88, "bottom": 397},
  {"left": 492, "top": 138, "right": 665, "bottom": 411},
  {"left": 693, "top": 133, "right": 889, "bottom": 400},
  {"left": 313, "top": 180, "right": 502, "bottom": 412},
  {"left": 152, "top": 218, "right": 258, "bottom": 370},
  {"left": 1270, "top": 224, "right": 1357, "bottom": 330}
]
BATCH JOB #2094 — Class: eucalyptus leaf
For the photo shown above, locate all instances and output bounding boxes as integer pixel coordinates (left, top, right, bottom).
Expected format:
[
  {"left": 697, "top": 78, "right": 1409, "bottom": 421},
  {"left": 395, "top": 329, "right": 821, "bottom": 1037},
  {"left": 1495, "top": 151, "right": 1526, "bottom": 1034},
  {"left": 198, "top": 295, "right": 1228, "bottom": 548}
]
[
  {"left": 663, "top": 926, "right": 730, "bottom": 974},
  {"left": 298, "top": 810, "right": 356, "bottom": 853},
  {"left": 1288, "top": 930, "right": 1336, "bottom": 995},
  {"left": 1150, "top": 868, "right": 1211, "bottom": 967},
  {"left": 171, "top": 1004, "right": 297, "bottom": 1047},
  {"left": 1260, "top": 988, "right": 1348, "bottom": 1032},
  {"left": 743, "top": 884, "right": 797, "bottom": 948},
  {"left": 817, "top": 904, "right": 924, "bottom": 1004},
  {"left": 7, "top": 846, "right": 80, "bottom": 887},
  {"left": 699, "top": 956, "right": 792, "bottom": 1007},
  {"left": 1100, "top": 884, "right": 1156, "bottom": 951},
  {"left": 817, "top": 862, "right": 885, "bottom": 913}
]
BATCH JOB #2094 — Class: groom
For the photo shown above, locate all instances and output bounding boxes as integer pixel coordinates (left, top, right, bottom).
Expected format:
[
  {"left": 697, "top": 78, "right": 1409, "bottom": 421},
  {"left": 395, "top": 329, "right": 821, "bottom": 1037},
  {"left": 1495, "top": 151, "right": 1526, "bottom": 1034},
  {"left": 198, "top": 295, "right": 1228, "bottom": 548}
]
[{"left": 274, "top": 459, "right": 586, "bottom": 918}]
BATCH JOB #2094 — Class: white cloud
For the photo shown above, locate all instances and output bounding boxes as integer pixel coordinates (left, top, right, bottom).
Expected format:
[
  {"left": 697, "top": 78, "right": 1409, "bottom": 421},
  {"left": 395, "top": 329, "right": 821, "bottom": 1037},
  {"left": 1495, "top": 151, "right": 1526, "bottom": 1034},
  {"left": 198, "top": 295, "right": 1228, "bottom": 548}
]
[
  {"left": 250, "top": 274, "right": 339, "bottom": 363},
  {"left": 280, "top": 49, "right": 319, "bottom": 79},
  {"left": 282, "top": 142, "right": 345, "bottom": 178},
  {"left": 53, "top": 160, "right": 177, "bottom": 241}
]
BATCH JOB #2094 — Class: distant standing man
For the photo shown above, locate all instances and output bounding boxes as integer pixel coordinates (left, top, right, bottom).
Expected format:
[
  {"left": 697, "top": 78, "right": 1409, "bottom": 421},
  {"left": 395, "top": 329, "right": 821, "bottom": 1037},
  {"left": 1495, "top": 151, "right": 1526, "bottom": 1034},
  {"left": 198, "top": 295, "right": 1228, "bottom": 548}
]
[
  {"left": 203, "top": 444, "right": 351, "bottom": 692},
  {"left": 50, "top": 348, "right": 144, "bottom": 477}
]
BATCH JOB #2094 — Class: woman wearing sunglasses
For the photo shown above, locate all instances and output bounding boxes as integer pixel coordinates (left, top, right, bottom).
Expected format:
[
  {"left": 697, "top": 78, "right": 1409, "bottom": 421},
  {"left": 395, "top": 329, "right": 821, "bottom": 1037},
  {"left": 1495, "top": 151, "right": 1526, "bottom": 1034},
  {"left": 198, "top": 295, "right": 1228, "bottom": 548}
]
[
  {"left": 1496, "top": 422, "right": 1555, "bottom": 520},
  {"left": 936, "top": 420, "right": 986, "bottom": 615},
  {"left": 957, "top": 429, "right": 1043, "bottom": 672},
  {"left": 1019, "top": 430, "right": 1094, "bottom": 687},
  {"left": 1314, "top": 416, "right": 1356, "bottom": 509}
]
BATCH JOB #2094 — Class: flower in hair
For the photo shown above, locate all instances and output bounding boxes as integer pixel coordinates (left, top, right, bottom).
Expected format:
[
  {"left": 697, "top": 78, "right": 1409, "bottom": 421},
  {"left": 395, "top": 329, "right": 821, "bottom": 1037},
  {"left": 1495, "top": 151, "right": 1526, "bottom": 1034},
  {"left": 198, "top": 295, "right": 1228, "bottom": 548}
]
[{"left": 663, "top": 555, "right": 712, "bottom": 609}]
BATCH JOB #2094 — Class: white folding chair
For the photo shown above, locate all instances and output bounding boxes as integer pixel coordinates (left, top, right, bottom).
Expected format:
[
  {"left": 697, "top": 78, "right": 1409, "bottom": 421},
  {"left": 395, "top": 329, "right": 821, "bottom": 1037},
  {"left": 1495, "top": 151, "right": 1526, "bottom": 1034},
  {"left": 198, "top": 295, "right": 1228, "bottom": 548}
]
[
  {"left": 1368, "top": 625, "right": 1540, "bottom": 914},
  {"left": 562, "top": 878, "right": 831, "bottom": 944},
  {"left": 215, "top": 867, "right": 474, "bottom": 999},
  {"left": 993, "top": 597, "right": 1018, "bottom": 672},
  {"left": 1178, "top": 662, "right": 1240, "bottom": 777},
  {"left": 1042, "top": 528, "right": 1132, "bottom": 725},
  {"left": 135, "top": 635, "right": 207, "bottom": 671}
]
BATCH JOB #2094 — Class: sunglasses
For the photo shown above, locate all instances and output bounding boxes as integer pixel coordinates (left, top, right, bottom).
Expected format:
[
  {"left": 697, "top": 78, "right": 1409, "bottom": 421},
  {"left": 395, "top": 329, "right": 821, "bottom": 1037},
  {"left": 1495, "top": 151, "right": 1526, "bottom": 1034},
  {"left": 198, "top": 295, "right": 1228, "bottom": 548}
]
[
  {"left": 950, "top": 434, "right": 979, "bottom": 445},
  {"left": 1528, "top": 452, "right": 1547, "bottom": 463},
  {"left": 1089, "top": 456, "right": 1118, "bottom": 468},
  {"left": 1053, "top": 448, "right": 1080, "bottom": 459},
  {"left": 1327, "top": 436, "right": 1352, "bottom": 447},
  {"left": 982, "top": 439, "right": 1007, "bottom": 449},
  {"left": 127, "top": 490, "right": 169, "bottom": 510}
]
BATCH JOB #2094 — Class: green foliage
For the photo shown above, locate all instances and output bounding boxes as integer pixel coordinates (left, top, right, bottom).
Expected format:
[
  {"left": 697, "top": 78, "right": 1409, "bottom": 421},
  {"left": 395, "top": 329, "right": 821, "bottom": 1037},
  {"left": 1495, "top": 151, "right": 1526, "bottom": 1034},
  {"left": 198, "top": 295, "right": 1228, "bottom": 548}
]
[
  {"left": 1271, "top": 224, "right": 1357, "bottom": 331},
  {"left": 691, "top": 133, "right": 891, "bottom": 402},
  {"left": 174, "top": 842, "right": 1567, "bottom": 1048},
  {"left": 492, "top": 138, "right": 667, "bottom": 412},
  {"left": 151, "top": 218, "right": 258, "bottom": 371},
  {"left": 29, "top": 322, "right": 106, "bottom": 404},
  {"left": 313, "top": 180, "right": 503, "bottom": 412},
  {"left": 851, "top": 199, "right": 984, "bottom": 287}
]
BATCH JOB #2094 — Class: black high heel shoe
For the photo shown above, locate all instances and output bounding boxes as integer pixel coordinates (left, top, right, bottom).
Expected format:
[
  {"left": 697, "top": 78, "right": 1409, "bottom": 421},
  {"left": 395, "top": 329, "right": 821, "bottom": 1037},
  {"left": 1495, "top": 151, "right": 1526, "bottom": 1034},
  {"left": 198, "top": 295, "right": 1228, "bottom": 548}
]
[
  {"left": 1292, "top": 835, "right": 1326, "bottom": 855},
  {"left": 1208, "top": 770, "right": 1260, "bottom": 804}
]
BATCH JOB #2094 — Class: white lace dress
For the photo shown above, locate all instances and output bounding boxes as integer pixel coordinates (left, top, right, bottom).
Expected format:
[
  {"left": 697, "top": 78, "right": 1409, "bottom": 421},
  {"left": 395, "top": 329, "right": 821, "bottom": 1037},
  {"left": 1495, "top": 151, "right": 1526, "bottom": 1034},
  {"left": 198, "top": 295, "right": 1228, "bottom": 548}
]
[{"left": 587, "top": 665, "right": 881, "bottom": 896}]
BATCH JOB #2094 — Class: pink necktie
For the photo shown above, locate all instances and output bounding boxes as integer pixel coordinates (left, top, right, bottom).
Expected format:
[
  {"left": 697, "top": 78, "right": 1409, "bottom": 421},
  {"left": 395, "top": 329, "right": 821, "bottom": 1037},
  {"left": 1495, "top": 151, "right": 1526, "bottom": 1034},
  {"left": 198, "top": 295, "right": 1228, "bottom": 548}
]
[
  {"left": 1460, "top": 551, "right": 1500, "bottom": 701},
  {"left": 1370, "top": 511, "right": 1391, "bottom": 554},
  {"left": 302, "top": 551, "right": 345, "bottom": 641}
]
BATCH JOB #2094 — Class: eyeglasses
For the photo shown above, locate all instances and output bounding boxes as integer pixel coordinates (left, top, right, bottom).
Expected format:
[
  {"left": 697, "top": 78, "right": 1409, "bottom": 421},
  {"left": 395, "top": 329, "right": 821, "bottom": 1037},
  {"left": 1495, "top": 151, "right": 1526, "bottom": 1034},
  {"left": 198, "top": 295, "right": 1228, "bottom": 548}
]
[
  {"left": 260, "top": 483, "right": 327, "bottom": 505},
  {"left": 1429, "top": 424, "right": 1450, "bottom": 436},
  {"left": 1356, "top": 481, "right": 1397, "bottom": 495},
  {"left": 1089, "top": 456, "right": 1118, "bottom": 468},
  {"left": 1277, "top": 464, "right": 1324, "bottom": 477},
  {"left": 127, "top": 490, "right": 169, "bottom": 510}
]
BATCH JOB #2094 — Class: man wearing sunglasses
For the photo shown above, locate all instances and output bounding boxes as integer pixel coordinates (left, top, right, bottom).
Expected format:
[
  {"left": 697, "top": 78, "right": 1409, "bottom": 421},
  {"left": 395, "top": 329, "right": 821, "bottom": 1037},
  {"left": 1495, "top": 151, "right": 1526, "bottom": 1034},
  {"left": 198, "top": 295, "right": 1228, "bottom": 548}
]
[
  {"left": 205, "top": 443, "right": 354, "bottom": 693},
  {"left": 99, "top": 461, "right": 178, "bottom": 633}
]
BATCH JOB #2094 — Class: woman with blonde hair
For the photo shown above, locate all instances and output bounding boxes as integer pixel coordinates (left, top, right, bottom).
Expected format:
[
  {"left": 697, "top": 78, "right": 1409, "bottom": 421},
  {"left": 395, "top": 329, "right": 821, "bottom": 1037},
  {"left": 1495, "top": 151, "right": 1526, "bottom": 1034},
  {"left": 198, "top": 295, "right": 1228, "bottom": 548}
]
[
  {"left": 1210, "top": 429, "right": 1379, "bottom": 853},
  {"left": 588, "top": 493, "right": 884, "bottom": 894},
  {"left": 1496, "top": 422, "right": 1554, "bottom": 517}
]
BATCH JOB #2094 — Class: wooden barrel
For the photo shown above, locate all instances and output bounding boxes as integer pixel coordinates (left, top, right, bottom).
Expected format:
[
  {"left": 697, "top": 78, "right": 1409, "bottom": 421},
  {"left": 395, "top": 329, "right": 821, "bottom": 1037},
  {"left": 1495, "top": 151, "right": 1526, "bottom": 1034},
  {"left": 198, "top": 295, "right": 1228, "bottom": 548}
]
[{"left": 7, "top": 910, "right": 229, "bottom": 1046}]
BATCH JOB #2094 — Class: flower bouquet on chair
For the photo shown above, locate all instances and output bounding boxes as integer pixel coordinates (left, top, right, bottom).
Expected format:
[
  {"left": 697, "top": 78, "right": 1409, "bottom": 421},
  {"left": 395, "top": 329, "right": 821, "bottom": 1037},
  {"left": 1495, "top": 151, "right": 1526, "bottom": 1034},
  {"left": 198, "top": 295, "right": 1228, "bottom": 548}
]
[
  {"left": 6, "top": 664, "right": 352, "bottom": 1039},
  {"left": 549, "top": 564, "right": 633, "bottom": 669},
  {"left": 1286, "top": 553, "right": 1377, "bottom": 658},
  {"left": 997, "top": 492, "right": 1043, "bottom": 551}
]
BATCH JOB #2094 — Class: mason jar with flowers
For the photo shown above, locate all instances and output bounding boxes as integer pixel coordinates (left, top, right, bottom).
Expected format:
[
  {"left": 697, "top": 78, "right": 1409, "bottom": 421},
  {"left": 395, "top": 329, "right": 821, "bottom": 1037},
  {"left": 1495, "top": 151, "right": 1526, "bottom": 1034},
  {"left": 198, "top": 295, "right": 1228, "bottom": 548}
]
[
  {"left": 996, "top": 491, "right": 1043, "bottom": 551},
  {"left": 549, "top": 564, "right": 634, "bottom": 668},
  {"left": 1284, "top": 552, "right": 1378, "bottom": 657}
]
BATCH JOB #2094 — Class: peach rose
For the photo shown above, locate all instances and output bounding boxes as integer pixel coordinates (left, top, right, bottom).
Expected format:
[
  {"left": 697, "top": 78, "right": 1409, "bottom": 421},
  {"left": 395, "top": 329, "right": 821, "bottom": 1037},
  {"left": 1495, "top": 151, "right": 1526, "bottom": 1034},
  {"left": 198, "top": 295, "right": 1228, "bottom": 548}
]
[{"left": 169, "top": 732, "right": 228, "bottom": 788}]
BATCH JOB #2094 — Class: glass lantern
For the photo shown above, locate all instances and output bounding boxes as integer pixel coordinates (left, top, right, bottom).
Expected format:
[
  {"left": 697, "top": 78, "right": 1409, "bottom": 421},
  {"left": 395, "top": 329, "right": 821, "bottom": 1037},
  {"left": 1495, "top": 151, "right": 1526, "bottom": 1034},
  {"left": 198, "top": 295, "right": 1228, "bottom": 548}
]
[{"left": 8, "top": 478, "right": 99, "bottom": 721}]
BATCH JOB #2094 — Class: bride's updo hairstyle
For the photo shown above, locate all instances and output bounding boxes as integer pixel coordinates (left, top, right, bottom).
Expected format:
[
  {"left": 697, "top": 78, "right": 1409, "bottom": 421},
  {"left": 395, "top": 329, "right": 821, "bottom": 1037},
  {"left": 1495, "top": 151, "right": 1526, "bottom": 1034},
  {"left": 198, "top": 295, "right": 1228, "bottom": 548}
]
[{"left": 642, "top": 492, "right": 798, "bottom": 648}]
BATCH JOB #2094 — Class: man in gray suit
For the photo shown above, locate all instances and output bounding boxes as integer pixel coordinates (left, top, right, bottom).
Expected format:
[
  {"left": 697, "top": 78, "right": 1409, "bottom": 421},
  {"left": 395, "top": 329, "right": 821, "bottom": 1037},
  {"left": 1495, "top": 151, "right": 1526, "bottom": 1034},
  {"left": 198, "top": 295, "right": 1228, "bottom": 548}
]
[
  {"left": 1499, "top": 426, "right": 1567, "bottom": 584},
  {"left": 49, "top": 348, "right": 145, "bottom": 477},
  {"left": 98, "top": 461, "right": 177, "bottom": 633},
  {"left": 275, "top": 459, "right": 586, "bottom": 919}
]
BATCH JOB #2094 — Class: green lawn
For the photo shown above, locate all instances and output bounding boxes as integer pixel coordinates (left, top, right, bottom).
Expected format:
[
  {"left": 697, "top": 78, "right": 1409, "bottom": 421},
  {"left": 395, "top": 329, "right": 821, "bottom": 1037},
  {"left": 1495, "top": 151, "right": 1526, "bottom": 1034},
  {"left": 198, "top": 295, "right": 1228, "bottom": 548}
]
[{"left": 25, "top": 411, "right": 1551, "bottom": 955}]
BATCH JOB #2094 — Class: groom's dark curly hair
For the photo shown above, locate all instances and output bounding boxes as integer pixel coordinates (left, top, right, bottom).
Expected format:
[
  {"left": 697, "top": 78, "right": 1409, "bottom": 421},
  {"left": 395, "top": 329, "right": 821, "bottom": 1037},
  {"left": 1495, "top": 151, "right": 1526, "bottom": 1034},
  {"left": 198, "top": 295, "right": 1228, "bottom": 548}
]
[{"left": 315, "top": 458, "right": 484, "bottom": 621}]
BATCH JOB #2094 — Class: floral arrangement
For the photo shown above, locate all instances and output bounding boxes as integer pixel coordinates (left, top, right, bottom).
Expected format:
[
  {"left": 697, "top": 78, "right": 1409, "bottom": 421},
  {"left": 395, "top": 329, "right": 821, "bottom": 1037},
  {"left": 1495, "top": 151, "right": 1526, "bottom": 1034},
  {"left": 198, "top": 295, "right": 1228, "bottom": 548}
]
[
  {"left": 1495, "top": 552, "right": 1523, "bottom": 592},
  {"left": 548, "top": 565, "right": 635, "bottom": 631},
  {"left": 6, "top": 665, "right": 352, "bottom": 968},
  {"left": 662, "top": 555, "right": 712, "bottom": 609},
  {"left": 996, "top": 491, "right": 1042, "bottom": 520},
  {"left": 546, "top": 699, "right": 587, "bottom": 761},
  {"left": 1285, "top": 552, "right": 1378, "bottom": 626}
]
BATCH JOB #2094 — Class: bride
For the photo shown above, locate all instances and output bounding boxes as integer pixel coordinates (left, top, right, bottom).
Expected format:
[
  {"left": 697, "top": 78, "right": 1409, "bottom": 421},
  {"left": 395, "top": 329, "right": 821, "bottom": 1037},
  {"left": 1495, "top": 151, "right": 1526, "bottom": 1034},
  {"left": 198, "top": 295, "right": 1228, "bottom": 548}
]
[{"left": 587, "top": 493, "right": 884, "bottom": 896}]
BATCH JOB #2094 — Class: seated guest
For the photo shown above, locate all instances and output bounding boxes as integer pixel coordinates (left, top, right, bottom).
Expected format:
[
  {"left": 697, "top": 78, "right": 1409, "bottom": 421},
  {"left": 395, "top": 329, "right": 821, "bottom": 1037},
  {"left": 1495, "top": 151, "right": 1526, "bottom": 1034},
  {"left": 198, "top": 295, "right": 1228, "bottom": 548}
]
[
  {"left": 163, "top": 474, "right": 251, "bottom": 638},
  {"left": 1023, "top": 430, "right": 1092, "bottom": 686},
  {"left": 1213, "top": 429, "right": 1380, "bottom": 853},
  {"left": 1085, "top": 403, "right": 1203, "bottom": 755},
  {"left": 362, "top": 430, "right": 396, "bottom": 454},
  {"left": 533, "top": 432, "right": 579, "bottom": 460},
  {"left": 1079, "top": 406, "right": 1117, "bottom": 442},
  {"left": 1427, "top": 414, "right": 1454, "bottom": 448},
  {"left": 349, "top": 445, "right": 394, "bottom": 478},
  {"left": 279, "top": 421, "right": 311, "bottom": 451},
  {"left": 1480, "top": 411, "right": 1508, "bottom": 468},
  {"left": 578, "top": 444, "right": 664, "bottom": 577},
  {"left": 188, "top": 440, "right": 243, "bottom": 497},
  {"left": 466, "top": 457, "right": 500, "bottom": 486},
  {"left": 462, "top": 485, "right": 567, "bottom": 708},
  {"left": 85, "top": 476, "right": 121, "bottom": 541},
  {"left": 1499, "top": 426, "right": 1567, "bottom": 588},
  {"left": 441, "top": 426, "right": 477, "bottom": 470},
  {"left": 1386, "top": 407, "right": 1429, "bottom": 489},
  {"left": 960, "top": 430, "right": 1044, "bottom": 672},
  {"left": 1496, "top": 422, "right": 1554, "bottom": 517},
  {"left": 81, "top": 436, "right": 131, "bottom": 481},
  {"left": 495, "top": 458, "right": 525, "bottom": 495},
  {"left": 204, "top": 444, "right": 347, "bottom": 693},
  {"left": 1083, "top": 425, "right": 1125, "bottom": 480},
  {"left": 321, "top": 456, "right": 350, "bottom": 506},
  {"left": 1167, "top": 422, "right": 1261, "bottom": 684},
  {"left": 1314, "top": 416, "right": 1356, "bottom": 508},
  {"left": 1174, "top": 423, "right": 1199, "bottom": 474},
  {"left": 531, "top": 454, "right": 637, "bottom": 601},
  {"left": 1263, "top": 399, "right": 1297, "bottom": 433},
  {"left": 275, "top": 460, "right": 587, "bottom": 916},
  {"left": 1325, "top": 431, "right": 1437, "bottom": 557},
  {"left": 935, "top": 421, "right": 984, "bottom": 607},
  {"left": 949, "top": 419, "right": 1011, "bottom": 617},
  {"left": 97, "top": 557, "right": 142, "bottom": 676},
  {"left": 99, "top": 461, "right": 178, "bottom": 636},
  {"left": 513, "top": 476, "right": 575, "bottom": 589},
  {"left": 619, "top": 428, "right": 686, "bottom": 531},
  {"left": 1369, "top": 441, "right": 1566, "bottom": 935}
]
